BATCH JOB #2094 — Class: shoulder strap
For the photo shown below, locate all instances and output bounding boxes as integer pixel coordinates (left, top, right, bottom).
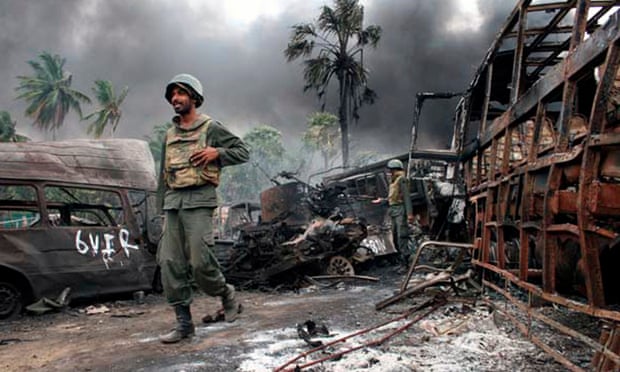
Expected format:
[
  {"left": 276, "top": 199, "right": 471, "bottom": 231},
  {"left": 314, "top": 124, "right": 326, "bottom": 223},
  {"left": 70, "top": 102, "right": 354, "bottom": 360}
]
[{"left": 198, "top": 116, "right": 213, "bottom": 147}]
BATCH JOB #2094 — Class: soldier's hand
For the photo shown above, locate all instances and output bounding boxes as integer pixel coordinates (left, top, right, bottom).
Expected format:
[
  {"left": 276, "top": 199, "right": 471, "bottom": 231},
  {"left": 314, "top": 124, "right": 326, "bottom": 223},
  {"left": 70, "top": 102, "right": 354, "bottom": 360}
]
[{"left": 190, "top": 147, "right": 219, "bottom": 167}]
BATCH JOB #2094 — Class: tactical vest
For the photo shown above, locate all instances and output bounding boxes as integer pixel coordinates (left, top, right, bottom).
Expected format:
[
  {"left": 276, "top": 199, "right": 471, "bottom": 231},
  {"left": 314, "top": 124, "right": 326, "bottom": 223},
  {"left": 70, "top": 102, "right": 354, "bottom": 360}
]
[
  {"left": 164, "top": 116, "right": 220, "bottom": 189},
  {"left": 388, "top": 172, "right": 406, "bottom": 205}
]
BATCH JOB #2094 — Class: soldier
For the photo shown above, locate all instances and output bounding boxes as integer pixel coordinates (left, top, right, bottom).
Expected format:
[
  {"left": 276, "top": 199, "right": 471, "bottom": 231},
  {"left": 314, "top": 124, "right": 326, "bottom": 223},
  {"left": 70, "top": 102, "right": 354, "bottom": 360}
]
[
  {"left": 157, "top": 73, "right": 249, "bottom": 344},
  {"left": 374, "top": 159, "right": 414, "bottom": 266}
]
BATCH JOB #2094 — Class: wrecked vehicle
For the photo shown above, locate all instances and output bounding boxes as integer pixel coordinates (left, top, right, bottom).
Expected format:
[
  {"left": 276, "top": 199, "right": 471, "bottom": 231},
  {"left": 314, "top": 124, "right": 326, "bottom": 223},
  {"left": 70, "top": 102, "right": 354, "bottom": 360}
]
[
  {"left": 0, "top": 139, "right": 161, "bottom": 320},
  {"left": 216, "top": 173, "right": 367, "bottom": 286},
  {"left": 322, "top": 152, "right": 467, "bottom": 260}
]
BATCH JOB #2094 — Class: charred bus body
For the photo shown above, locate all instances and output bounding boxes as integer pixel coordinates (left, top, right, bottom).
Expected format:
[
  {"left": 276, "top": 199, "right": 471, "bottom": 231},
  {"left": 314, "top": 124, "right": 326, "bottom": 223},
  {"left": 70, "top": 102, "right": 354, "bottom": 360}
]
[
  {"left": 0, "top": 139, "right": 160, "bottom": 320},
  {"left": 443, "top": 1, "right": 620, "bottom": 369}
]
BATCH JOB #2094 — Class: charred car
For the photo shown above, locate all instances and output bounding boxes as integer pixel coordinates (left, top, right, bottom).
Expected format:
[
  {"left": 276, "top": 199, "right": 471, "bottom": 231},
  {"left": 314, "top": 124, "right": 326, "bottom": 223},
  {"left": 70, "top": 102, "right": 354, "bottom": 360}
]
[{"left": 0, "top": 139, "right": 161, "bottom": 320}]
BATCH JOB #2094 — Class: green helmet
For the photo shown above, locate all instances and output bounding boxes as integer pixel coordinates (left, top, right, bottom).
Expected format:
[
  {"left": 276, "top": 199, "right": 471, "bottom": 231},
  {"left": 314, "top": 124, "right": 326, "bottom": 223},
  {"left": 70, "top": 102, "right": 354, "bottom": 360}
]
[
  {"left": 165, "top": 73, "right": 204, "bottom": 108},
  {"left": 387, "top": 159, "right": 404, "bottom": 170}
]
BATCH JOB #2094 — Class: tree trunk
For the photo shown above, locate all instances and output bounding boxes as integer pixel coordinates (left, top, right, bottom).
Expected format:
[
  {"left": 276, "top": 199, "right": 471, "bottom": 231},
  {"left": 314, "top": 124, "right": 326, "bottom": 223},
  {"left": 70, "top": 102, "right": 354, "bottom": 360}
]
[{"left": 338, "top": 76, "right": 349, "bottom": 168}]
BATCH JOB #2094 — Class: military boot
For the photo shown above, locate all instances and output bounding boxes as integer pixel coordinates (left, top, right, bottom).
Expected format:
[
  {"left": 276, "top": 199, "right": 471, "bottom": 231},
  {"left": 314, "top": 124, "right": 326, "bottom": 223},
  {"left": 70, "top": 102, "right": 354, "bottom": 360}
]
[
  {"left": 159, "top": 305, "right": 195, "bottom": 344},
  {"left": 221, "top": 284, "right": 241, "bottom": 323}
]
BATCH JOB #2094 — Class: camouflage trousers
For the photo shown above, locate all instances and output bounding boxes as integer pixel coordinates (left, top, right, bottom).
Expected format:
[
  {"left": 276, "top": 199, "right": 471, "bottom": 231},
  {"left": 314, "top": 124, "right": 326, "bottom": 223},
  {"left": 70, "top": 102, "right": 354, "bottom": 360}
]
[
  {"left": 389, "top": 204, "right": 410, "bottom": 264},
  {"left": 157, "top": 207, "right": 229, "bottom": 306}
]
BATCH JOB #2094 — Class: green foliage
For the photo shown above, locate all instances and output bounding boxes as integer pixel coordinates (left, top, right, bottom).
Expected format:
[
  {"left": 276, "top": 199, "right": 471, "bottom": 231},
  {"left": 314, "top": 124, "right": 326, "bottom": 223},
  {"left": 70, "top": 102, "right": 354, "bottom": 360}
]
[
  {"left": 285, "top": 0, "right": 381, "bottom": 167},
  {"left": 0, "top": 111, "right": 30, "bottom": 142},
  {"left": 15, "top": 51, "right": 91, "bottom": 140},
  {"left": 219, "top": 125, "right": 287, "bottom": 203},
  {"left": 83, "top": 80, "right": 129, "bottom": 139},
  {"left": 302, "top": 112, "right": 340, "bottom": 170}
]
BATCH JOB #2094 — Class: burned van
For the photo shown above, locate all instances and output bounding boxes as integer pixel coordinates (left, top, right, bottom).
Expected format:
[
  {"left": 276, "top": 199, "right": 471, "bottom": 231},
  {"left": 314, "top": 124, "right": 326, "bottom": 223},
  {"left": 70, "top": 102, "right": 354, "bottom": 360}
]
[{"left": 0, "top": 139, "right": 161, "bottom": 320}]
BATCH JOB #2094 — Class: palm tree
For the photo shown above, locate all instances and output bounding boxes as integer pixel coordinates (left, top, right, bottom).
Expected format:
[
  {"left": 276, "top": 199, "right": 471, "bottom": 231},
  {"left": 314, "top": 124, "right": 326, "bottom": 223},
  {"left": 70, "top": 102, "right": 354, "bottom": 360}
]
[
  {"left": 285, "top": 0, "right": 381, "bottom": 167},
  {"left": 302, "top": 112, "right": 340, "bottom": 170},
  {"left": 0, "top": 111, "right": 29, "bottom": 142},
  {"left": 15, "top": 51, "right": 91, "bottom": 140},
  {"left": 83, "top": 80, "right": 129, "bottom": 139}
]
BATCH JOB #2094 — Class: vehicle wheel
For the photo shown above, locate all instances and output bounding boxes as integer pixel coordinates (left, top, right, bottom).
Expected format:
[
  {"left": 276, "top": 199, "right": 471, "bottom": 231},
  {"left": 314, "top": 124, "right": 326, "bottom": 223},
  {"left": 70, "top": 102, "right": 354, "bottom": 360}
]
[
  {"left": 0, "top": 281, "right": 23, "bottom": 321},
  {"left": 326, "top": 255, "right": 355, "bottom": 276}
]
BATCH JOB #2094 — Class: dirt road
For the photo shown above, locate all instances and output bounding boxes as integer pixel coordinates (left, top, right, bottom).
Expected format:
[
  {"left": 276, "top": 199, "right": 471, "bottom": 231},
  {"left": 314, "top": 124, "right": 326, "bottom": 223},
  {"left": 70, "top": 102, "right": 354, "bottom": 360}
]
[{"left": 0, "top": 270, "right": 564, "bottom": 372}]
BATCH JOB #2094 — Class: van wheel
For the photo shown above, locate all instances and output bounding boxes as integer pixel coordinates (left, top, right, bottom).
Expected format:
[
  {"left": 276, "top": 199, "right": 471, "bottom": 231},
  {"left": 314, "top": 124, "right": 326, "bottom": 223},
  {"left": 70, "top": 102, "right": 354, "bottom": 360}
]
[{"left": 0, "top": 281, "right": 23, "bottom": 320}]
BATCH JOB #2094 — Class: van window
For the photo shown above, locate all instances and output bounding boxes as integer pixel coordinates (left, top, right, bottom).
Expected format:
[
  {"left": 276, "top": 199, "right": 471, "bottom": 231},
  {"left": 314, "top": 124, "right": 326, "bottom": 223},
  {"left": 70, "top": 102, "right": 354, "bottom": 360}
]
[
  {"left": 0, "top": 184, "right": 40, "bottom": 229},
  {"left": 44, "top": 186, "right": 124, "bottom": 227}
]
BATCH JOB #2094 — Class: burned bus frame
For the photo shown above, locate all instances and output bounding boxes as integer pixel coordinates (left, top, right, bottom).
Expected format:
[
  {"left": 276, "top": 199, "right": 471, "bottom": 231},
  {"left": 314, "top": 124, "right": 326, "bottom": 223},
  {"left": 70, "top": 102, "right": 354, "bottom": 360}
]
[
  {"left": 0, "top": 139, "right": 160, "bottom": 319},
  {"left": 446, "top": 1, "right": 620, "bottom": 370}
]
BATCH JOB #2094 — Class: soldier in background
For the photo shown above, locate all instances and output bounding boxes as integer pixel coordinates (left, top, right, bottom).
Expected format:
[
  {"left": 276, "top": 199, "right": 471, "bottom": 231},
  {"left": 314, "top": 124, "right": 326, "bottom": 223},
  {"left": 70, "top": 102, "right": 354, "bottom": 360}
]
[
  {"left": 373, "top": 159, "right": 414, "bottom": 266},
  {"left": 157, "top": 73, "right": 249, "bottom": 344}
]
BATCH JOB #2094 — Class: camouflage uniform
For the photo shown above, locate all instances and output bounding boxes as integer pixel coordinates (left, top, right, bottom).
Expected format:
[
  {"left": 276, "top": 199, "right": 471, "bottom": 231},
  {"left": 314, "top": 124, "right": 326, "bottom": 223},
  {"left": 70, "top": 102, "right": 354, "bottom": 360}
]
[
  {"left": 388, "top": 170, "right": 413, "bottom": 264},
  {"left": 158, "top": 113, "right": 249, "bottom": 307}
]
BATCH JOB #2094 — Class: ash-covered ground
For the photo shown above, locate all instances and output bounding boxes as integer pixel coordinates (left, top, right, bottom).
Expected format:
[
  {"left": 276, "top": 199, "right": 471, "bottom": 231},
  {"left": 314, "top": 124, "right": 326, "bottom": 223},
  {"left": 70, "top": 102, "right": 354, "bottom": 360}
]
[{"left": 0, "top": 265, "right": 573, "bottom": 372}]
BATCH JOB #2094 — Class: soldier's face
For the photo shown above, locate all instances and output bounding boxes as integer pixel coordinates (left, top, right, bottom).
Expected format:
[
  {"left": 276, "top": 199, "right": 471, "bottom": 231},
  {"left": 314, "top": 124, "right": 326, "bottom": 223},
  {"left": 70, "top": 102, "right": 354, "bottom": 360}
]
[{"left": 169, "top": 86, "right": 193, "bottom": 114}]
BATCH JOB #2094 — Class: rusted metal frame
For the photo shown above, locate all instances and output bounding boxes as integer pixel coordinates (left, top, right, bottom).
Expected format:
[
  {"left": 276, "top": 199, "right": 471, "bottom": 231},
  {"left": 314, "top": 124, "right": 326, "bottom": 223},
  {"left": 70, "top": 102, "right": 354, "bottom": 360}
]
[
  {"left": 519, "top": 171, "right": 535, "bottom": 280},
  {"left": 511, "top": 5, "right": 528, "bottom": 104},
  {"left": 473, "top": 199, "right": 484, "bottom": 258},
  {"left": 599, "top": 325, "right": 620, "bottom": 371},
  {"left": 496, "top": 182, "right": 510, "bottom": 269},
  {"left": 490, "top": 139, "right": 499, "bottom": 180},
  {"left": 407, "top": 92, "right": 462, "bottom": 179},
  {"left": 527, "top": 144, "right": 583, "bottom": 171},
  {"left": 593, "top": 325, "right": 613, "bottom": 369},
  {"left": 557, "top": 81, "right": 579, "bottom": 151},
  {"left": 280, "top": 303, "right": 443, "bottom": 372},
  {"left": 476, "top": 149, "right": 484, "bottom": 185},
  {"left": 589, "top": 131, "right": 620, "bottom": 146},
  {"left": 482, "top": 283, "right": 614, "bottom": 371},
  {"left": 474, "top": 259, "right": 620, "bottom": 322},
  {"left": 484, "top": 279, "right": 620, "bottom": 366},
  {"left": 526, "top": 58, "right": 563, "bottom": 67},
  {"left": 501, "top": 129, "right": 513, "bottom": 176},
  {"left": 555, "top": 0, "right": 590, "bottom": 150},
  {"left": 525, "top": 0, "right": 577, "bottom": 58},
  {"left": 482, "top": 12, "right": 620, "bottom": 148},
  {"left": 546, "top": 223, "right": 581, "bottom": 235},
  {"left": 465, "top": 0, "right": 529, "bottom": 106},
  {"left": 464, "top": 158, "right": 474, "bottom": 189},
  {"left": 529, "top": 4, "right": 610, "bottom": 79},
  {"left": 496, "top": 126, "right": 514, "bottom": 270},
  {"left": 481, "top": 186, "right": 496, "bottom": 265},
  {"left": 526, "top": 1, "right": 577, "bottom": 12},
  {"left": 577, "top": 41, "right": 620, "bottom": 307},
  {"left": 508, "top": 176, "right": 522, "bottom": 219},
  {"left": 482, "top": 296, "right": 585, "bottom": 371},
  {"left": 480, "top": 64, "right": 494, "bottom": 133},
  {"left": 276, "top": 298, "right": 441, "bottom": 371},
  {"left": 541, "top": 162, "right": 563, "bottom": 293},
  {"left": 571, "top": 0, "right": 592, "bottom": 51},
  {"left": 508, "top": 26, "right": 575, "bottom": 38},
  {"left": 378, "top": 271, "right": 473, "bottom": 310},
  {"left": 400, "top": 241, "right": 474, "bottom": 292},
  {"left": 454, "top": 95, "right": 472, "bottom": 156}
]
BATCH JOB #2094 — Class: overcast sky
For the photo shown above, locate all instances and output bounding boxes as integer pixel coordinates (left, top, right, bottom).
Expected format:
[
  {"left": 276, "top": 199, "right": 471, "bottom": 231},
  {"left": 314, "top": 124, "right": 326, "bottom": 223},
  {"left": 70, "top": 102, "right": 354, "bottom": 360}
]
[{"left": 0, "top": 0, "right": 516, "bottom": 158}]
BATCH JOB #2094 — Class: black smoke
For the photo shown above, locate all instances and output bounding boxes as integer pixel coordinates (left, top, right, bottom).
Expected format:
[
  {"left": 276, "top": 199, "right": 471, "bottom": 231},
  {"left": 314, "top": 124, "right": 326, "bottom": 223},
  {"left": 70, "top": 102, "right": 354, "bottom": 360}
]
[{"left": 0, "top": 0, "right": 515, "bottom": 157}]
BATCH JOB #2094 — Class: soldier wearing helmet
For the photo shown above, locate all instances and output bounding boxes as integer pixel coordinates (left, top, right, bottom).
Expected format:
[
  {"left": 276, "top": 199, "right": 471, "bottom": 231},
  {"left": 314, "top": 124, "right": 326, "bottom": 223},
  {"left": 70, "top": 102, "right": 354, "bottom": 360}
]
[
  {"left": 373, "top": 158, "right": 413, "bottom": 266},
  {"left": 157, "top": 73, "right": 249, "bottom": 344}
]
